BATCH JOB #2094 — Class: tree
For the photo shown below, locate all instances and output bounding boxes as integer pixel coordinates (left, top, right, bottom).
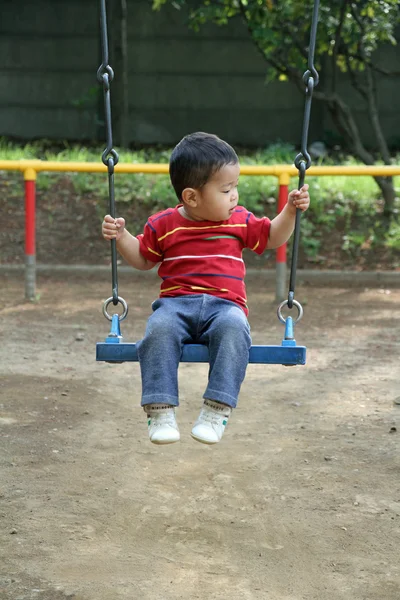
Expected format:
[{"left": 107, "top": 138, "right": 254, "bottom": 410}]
[{"left": 153, "top": 0, "right": 400, "bottom": 216}]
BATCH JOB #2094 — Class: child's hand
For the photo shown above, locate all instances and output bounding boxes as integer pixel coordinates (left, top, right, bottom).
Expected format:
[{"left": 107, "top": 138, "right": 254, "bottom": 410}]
[
  {"left": 102, "top": 214, "right": 126, "bottom": 241},
  {"left": 288, "top": 184, "right": 310, "bottom": 212}
]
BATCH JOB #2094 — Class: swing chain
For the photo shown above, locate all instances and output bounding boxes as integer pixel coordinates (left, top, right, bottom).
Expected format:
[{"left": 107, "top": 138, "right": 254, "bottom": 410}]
[
  {"left": 98, "top": 0, "right": 125, "bottom": 312},
  {"left": 293, "top": 67, "right": 319, "bottom": 173},
  {"left": 97, "top": 2, "right": 120, "bottom": 172},
  {"left": 288, "top": 0, "right": 320, "bottom": 311}
]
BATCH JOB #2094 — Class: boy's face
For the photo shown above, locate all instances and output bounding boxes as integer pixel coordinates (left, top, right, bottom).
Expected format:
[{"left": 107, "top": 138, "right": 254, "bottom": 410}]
[{"left": 184, "top": 162, "right": 240, "bottom": 222}]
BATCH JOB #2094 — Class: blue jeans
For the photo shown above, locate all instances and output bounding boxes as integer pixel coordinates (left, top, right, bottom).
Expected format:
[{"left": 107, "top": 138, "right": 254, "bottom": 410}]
[{"left": 136, "top": 295, "right": 251, "bottom": 409}]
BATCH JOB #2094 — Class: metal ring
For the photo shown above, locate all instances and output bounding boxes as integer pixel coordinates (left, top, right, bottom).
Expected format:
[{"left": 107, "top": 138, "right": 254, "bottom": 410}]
[
  {"left": 102, "top": 296, "right": 128, "bottom": 322},
  {"left": 277, "top": 299, "right": 303, "bottom": 324},
  {"left": 101, "top": 148, "right": 119, "bottom": 168},
  {"left": 303, "top": 66, "right": 319, "bottom": 88},
  {"left": 96, "top": 64, "right": 114, "bottom": 84},
  {"left": 294, "top": 152, "right": 311, "bottom": 171}
]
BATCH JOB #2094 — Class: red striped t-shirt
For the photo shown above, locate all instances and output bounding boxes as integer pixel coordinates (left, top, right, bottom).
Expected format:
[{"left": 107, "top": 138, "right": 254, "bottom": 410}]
[{"left": 137, "top": 204, "right": 271, "bottom": 314}]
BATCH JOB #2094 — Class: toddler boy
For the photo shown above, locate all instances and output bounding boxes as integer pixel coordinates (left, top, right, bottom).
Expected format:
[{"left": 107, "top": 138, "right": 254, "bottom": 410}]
[{"left": 102, "top": 132, "right": 310, "bottom": 445}]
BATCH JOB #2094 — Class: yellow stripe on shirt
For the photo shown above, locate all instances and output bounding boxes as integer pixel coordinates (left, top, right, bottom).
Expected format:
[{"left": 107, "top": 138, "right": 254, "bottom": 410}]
[
  {"left": 158, "top": 223, "right": 247, "bottom": 243},
  {"left": 160, "top": 285, "right": 182, "bottom": 293},
  {"left": 190, "top": 286, "right": 229, "bottom": 292},
  {"left": 147, "top": 246, "right": 162, "bottom": 257}
]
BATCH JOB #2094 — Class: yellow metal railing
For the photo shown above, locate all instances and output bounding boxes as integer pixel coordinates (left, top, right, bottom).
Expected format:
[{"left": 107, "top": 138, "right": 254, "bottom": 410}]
[
  {"left": 1, "top": 159, "right": 400, "bottom": 180},
  {"left": 1, "top": 159, "right": 399, "bottom": 300}
]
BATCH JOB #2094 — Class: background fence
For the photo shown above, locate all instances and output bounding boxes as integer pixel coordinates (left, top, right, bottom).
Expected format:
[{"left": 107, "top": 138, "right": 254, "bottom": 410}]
[
  {"left": 1, "top": 0, "right": 400, "bottom": 148},
  {"left": 1, "top": 159, "right": 400, "bottom": 301}
]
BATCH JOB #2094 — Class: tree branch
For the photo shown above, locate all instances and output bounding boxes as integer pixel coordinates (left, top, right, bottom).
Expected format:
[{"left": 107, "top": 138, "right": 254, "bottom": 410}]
[
  {"left": 368, "top": 64, "right": 400, "bottom": 77},
  {"left": 331, "top": 0, "right": 350, "bottom": 93},
  {"left": 344, "top": 53, "right": 368, "bottom": 101},
  {"left": 237, "top": 1, "right": 288, "bottom": 78},
  {"left": 365, "top": 65, "right": 392, "bottom": 165},
  {"left": 349, "top": 3, "right": 392, "bottom": 166}
]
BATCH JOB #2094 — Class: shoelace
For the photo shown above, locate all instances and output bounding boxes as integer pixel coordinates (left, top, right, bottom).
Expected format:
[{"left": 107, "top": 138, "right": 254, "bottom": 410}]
[
  {"left": 199, "top": 408, "right": 226, "bottom": 426},
  {"left": 150, "top": 411, "right": 176, "bottom": 428}
]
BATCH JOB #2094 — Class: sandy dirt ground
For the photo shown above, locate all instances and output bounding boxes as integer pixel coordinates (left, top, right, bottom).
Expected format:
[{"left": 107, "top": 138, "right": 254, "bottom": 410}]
[{"left": 1, "top": 271, "right": 400, "bottom": 600}]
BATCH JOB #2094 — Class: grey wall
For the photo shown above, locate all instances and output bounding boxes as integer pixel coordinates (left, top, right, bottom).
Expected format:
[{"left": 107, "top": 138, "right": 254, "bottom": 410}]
[
  {"left": 0, "top": 0, "right": 399, "bottom": 148},
  {"left": 0, "top": 0, "right": 99, "bottom": 139}
]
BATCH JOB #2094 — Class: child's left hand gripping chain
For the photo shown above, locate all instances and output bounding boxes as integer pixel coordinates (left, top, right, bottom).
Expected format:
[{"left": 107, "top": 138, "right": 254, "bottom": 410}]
[
  {"left": 288, "top": 184, "right": 310, "bottom": 212},
  {"left": 102, "top": 214, "right": 126, "bottom": 241}
]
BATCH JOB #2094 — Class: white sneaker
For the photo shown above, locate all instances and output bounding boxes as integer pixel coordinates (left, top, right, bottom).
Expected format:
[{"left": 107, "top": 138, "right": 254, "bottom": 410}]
[
  {"left": 145, "top": 404, "right": 180, "bottom": 445},
  {"left": 191, "top": 399, "right": 232, "bottom": 444}
]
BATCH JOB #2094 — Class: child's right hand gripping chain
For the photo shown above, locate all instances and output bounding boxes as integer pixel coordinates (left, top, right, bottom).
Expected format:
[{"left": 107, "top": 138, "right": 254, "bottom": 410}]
[{"left": 102, "top": 214, "right": 126, "bottom": 241}]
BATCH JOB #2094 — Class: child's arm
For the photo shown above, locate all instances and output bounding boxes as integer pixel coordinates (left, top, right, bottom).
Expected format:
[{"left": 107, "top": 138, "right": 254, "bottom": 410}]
[
  {"left": 102, "top": 215, "right": 157, "bottom": 271},
  {"left": 266, "top": 184, "right": 310, "bottom": 249}
]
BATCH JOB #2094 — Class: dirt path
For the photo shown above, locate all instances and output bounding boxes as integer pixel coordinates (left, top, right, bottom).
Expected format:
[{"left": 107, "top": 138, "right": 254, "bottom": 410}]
[{"left": 1, "top": 272, "right": 399, "bottom": 600}]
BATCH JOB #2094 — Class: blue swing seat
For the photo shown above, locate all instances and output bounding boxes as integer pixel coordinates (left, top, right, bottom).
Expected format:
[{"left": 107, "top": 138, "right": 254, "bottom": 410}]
[
  {"left": 96, "top": 342, "right": 306, "bottom": 365},
  {"left": 96, "top": 314, "right": 306, "bottom": 366}
]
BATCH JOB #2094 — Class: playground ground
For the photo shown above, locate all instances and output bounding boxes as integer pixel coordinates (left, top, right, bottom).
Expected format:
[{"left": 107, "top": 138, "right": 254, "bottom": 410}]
[{"left": 1, "top": 270, "right": 399, "bottom": 600}]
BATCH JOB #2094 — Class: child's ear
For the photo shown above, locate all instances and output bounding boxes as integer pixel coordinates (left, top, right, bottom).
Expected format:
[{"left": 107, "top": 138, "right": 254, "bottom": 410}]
[{"left": 181, "top": 187, "right": 198, "bottom": 207}]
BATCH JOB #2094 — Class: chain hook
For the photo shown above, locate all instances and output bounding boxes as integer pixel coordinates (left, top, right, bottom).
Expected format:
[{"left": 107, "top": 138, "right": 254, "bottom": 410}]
[
  {"left": 102, "top": 149, "right": 119, "bottom": 169},
  {"left": 96, "top": 64, "right": 114, "bottom": 86}
]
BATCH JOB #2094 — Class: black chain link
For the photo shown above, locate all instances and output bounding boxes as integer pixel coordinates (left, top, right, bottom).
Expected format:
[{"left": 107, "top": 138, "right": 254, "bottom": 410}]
[
  {"left": 98, "top": 0, "right": 120, "bottom": 305},
  {"left": 288, "top": 0, "right": 320, "bottom": 309}
]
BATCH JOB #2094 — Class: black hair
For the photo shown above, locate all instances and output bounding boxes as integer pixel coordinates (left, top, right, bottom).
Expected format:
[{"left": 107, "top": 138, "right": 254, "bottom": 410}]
[{"left": 169, "top": 132, "right": 239, "bottom": 201}]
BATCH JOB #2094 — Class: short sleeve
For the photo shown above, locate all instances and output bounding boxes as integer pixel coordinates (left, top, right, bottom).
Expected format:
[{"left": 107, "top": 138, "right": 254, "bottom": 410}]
[
  {"left": 137, "top": 220, "right": 163, "bottom": 263},
  {"left": 245, "top": 212, "right": 271, "bottom": 255}
]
